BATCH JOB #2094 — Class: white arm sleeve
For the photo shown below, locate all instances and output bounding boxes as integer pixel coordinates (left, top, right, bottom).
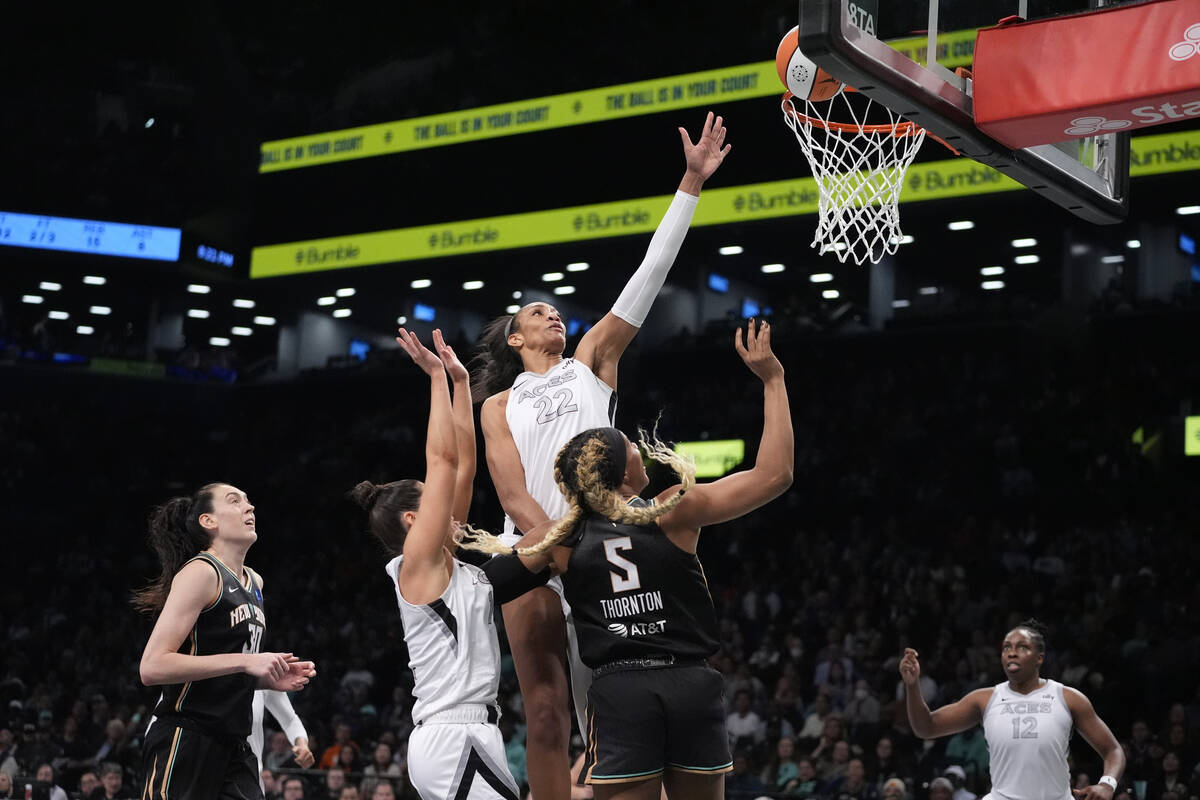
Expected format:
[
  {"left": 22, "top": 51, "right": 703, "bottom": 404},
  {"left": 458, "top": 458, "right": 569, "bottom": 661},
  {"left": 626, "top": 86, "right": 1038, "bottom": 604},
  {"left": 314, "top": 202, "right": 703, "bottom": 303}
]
[
  {"left": 610, "top": 190, "right": 699, "bottom": 327},
  {"left": 262, "top": 689, "right": 309, "bottom": 745}
]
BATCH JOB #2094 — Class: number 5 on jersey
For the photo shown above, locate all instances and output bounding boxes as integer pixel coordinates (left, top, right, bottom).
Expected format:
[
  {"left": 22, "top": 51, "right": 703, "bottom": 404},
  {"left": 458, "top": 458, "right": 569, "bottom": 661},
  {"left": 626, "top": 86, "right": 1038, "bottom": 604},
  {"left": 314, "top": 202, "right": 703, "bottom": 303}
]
[{"left": 603, "top": 537, "right": 642, "bottom": 593}]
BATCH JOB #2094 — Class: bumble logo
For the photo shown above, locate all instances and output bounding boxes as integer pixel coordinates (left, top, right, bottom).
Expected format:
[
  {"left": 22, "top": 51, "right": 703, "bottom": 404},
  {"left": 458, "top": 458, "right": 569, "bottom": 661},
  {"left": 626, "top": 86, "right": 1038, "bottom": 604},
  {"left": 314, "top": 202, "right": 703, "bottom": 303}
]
[
  {"left": 1064, "top": 115, "right": 1132, "bottom": 135},
  {"left": 1169, "top": 23, "right": 1200, "bottom": 61}
]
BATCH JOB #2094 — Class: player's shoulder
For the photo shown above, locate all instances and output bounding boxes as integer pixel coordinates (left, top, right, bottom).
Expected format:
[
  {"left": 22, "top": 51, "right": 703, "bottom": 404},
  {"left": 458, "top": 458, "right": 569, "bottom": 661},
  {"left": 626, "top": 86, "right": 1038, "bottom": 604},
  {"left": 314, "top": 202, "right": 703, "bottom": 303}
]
[{"left": 482, "top": 389, "right": 511, "bottom": 411}]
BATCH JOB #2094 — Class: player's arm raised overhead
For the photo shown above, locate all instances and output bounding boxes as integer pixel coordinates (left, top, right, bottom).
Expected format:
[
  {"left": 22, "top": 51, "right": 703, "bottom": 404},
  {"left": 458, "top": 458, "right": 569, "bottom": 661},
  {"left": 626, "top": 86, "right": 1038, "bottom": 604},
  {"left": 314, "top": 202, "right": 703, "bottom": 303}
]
[
  {"left": 656, "top": 319, "right": 793, "bottom": 549},
  {"left": 574, "top": 111, "right": 731, "bottom": 390},
  {"left": 395, "top": 328, "right": 459, "bottom": 605},
  {"left": 900, "top": 648, "right": 989, "bottom": 738},
  {"left": 432, "top": 329, "right": 476, "bottom": 531}
]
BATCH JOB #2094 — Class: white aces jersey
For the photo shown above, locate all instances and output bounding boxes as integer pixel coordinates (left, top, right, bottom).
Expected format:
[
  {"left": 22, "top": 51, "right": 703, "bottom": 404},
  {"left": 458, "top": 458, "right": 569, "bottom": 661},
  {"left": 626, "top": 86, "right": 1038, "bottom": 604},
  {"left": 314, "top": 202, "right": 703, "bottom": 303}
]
[
  {"left": 982, "top": 679, "right": 1075, "bottom": 800},
  {"left": 385, "top": 556, "right": 501, "bottom": 725},
  {"left": 502, "top": 358, "right": 616, "bottom": 537}
]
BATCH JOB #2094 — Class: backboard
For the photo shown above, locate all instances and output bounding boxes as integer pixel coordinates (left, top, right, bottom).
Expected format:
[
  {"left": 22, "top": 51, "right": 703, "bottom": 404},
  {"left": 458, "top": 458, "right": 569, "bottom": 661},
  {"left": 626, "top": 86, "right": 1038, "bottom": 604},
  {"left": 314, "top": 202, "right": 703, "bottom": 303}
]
[{"left": 796, "top": 0, "right": 1131, "bottom": 224}]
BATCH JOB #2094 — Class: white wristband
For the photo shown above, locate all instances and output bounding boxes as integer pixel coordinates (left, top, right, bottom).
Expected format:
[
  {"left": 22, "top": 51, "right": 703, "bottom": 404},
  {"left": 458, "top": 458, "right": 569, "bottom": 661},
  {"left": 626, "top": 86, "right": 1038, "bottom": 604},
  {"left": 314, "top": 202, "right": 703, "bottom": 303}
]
[
  {"left": 610, "top": 190, "right": 699, "bottom": 328},
  {"left": 1098, "top": 776, "right": 1118, "bottom": 791}
]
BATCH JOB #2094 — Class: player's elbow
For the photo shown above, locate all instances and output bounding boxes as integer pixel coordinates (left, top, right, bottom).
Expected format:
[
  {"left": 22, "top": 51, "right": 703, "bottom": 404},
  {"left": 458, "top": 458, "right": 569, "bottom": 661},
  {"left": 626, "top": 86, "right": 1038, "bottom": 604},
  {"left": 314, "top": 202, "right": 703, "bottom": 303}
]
[{"left": 139, "top": 654, "right": 165, "bottom": 687}]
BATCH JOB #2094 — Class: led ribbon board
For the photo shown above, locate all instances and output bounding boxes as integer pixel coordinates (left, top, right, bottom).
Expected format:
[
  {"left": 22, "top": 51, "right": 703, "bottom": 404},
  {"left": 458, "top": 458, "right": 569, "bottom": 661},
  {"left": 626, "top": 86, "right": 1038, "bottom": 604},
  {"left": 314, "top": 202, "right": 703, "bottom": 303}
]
[
  {"left": 1186, "top": 416, "right": 1200, "bottom": 457},
  {"left": 673, "top": 440, "right": 747, "bottom": 479},
  {"left": 258, "top": 30, "right": 977, "bottom": 173},
  {"left": 252, "top": 130, "right": 1199, "bottom": 278},
  {"left": 0, "top": 212, "right": 181, "bottom": 261}
]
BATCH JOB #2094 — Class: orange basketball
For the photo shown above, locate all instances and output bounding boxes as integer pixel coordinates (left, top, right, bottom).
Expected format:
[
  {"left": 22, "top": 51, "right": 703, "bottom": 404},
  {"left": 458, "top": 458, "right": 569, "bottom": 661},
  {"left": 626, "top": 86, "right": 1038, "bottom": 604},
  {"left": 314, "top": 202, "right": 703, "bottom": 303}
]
[{"left": 775, "top": 26, "right": 844, "bottom": 102}]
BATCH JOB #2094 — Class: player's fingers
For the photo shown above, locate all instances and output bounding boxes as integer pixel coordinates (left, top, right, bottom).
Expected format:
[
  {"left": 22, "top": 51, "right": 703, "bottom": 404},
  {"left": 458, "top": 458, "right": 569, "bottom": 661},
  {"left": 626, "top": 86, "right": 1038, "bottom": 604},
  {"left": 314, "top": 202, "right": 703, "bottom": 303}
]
[
  {"left": 734, "top": 327, "right": 747, "bottom": 356},
  {"left": 702, "top": 110, "right": 714, "bottom": 135},
  {"left": 679, "top": 127, "right": 693, "bottom": 149}
]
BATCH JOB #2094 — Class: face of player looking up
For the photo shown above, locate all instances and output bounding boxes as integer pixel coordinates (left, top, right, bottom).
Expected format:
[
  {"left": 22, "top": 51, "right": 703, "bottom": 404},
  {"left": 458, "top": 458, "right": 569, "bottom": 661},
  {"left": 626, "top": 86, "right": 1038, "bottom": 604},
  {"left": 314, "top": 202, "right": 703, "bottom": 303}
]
[
  {"left": 510, "top": 303, "right": 566, "bottom": 356},
  {"left": 200, "top": 484, "right": 257, "bottom": 546},
  {"left": 1000, "top": 627, "right": 1043, "bottom": 683}
]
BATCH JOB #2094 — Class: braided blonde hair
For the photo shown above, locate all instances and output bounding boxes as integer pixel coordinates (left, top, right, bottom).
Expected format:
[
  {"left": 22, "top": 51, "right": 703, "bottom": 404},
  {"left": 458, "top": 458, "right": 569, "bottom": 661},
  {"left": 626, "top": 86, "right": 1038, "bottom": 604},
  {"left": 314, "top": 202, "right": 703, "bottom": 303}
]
[{"left": 458, "top": 427, "right": 696, "bottom": 557}]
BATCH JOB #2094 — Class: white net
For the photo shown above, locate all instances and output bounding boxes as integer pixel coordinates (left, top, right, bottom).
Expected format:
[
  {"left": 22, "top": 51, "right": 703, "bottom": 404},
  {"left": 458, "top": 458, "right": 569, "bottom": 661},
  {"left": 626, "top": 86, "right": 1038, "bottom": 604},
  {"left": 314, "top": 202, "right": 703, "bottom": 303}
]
[{"left": 782, "top": 91, "right": 926, "bottom": 265}]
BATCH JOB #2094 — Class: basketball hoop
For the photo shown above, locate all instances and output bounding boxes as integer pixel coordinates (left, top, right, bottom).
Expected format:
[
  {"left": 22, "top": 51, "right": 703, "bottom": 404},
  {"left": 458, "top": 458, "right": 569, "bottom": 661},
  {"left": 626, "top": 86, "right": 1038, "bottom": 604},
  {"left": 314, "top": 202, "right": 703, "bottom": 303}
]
[{"left": 781, "top": 89, "right": 931, "bottom": 265}]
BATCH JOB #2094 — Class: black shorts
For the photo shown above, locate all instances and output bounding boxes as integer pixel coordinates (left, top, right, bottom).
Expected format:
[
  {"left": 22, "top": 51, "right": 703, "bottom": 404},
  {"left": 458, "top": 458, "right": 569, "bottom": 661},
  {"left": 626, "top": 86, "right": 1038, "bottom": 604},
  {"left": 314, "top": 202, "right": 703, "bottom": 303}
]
[
  {"left": 581, "top": 662, "right": 732, "bottom": 785},
  {"left": 142, "top": 718, "right": 262, "bottom": 800}
]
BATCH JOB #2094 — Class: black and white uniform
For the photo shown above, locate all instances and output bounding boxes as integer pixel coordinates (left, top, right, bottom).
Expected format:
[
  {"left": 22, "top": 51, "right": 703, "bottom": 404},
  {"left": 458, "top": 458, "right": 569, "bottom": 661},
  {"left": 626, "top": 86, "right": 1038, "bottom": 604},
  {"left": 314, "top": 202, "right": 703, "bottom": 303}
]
[
  {"left": 141, "top": 553, "right": 265, "bottom": 800},
  {"left": 561, "top": 501, "right": 731, "bottom": 785},
  {"left": 386, "top": 556, "right": 521, "bottom": 800},
  {"left": 981, "top": 679, "right": 1075, "bottom": 800},
  {"left": 499, "top": 357, "right": 616, "bottom": 731}
]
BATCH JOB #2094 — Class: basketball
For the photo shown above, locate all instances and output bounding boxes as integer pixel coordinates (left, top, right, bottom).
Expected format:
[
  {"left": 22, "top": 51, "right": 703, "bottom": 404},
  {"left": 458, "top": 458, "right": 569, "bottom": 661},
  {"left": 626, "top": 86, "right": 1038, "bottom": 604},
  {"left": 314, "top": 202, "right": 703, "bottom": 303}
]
[{"left": 775, "top": 25, "right": 844, "bottom": 102}]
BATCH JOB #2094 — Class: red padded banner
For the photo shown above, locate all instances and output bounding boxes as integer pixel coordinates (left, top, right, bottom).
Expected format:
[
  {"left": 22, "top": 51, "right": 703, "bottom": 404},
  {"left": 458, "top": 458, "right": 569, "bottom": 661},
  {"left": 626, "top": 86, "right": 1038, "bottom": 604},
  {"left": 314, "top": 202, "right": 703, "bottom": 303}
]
[{"left": 974, "top": 0, "right": 1200, "bottom": 149}]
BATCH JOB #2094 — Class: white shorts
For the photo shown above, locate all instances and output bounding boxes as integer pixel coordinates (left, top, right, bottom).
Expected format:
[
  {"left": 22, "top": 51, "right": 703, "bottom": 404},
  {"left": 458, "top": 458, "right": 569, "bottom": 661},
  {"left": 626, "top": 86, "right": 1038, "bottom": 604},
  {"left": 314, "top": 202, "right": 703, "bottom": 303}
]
[
  {"left": 500, "top": 532, "right": 592, "bottom": 738},
  {"left": 408, "top": 720, "right": 520, "bottom": 800}
]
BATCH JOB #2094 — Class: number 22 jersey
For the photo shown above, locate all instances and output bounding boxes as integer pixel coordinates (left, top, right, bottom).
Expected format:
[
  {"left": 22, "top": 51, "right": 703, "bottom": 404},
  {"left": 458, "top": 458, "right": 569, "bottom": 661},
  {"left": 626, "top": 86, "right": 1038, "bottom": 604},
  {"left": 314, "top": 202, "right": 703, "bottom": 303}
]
[{"left": 502, "top": 358, "right": 615, "bottom": 537}]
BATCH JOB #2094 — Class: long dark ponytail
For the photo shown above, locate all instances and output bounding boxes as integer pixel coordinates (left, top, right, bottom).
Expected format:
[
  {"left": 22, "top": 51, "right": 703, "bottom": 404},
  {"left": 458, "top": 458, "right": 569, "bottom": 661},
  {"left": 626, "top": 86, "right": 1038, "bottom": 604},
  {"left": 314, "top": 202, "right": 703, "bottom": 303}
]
[
  {"left": 350, "top": 479, "right": 424, "bottom": 557},
  {"left": 469, "top": 314, "right": 525, "bottom": 403},
  {"left": 132, "top": 483, "right": 222, "bottom": 615}
]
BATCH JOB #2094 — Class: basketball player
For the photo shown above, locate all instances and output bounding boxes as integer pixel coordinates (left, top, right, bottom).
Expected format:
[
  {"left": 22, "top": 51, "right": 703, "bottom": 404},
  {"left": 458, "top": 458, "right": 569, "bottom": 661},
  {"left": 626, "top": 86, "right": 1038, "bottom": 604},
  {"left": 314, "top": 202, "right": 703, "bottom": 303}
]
[
  {"left": 470, "top": 110, "right": 731, "bottom": 800},
  {"left": 899, "top": 620, "right": 1125, "bottom": 800},
  {"left": 464, "top": 319, "right": 792, "bottom": 799},
  {"left": 352, "top": 329, "right": 562, "bottom": 799},
  {"left": 134, "top": 484, "right": 317, "bottom": 800}
]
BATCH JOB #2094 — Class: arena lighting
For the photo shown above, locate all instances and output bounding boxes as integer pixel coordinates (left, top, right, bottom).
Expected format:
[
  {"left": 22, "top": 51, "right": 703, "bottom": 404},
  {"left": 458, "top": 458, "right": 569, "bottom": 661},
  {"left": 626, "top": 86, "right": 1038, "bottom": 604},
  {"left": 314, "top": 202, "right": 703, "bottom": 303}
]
[
  {"left": 76, "top": 325, "right": 94, "bottom": 335},
  {"left": 511, "top": 291, "right": 522, "bottom": 300},
  {"left": 718, "top": 245, "right": 744, "bottom": 255},
  {"left": 1126, "top": 239, "right": 1141, "bottom": 249},
  {"left": 187, "top": 309, "right": 210, "bottom": 319},
  {"left": 48, "top": 311, "right": 69, "bottom": 320},
  {"left": 21, "top": 294, "right": 43, "bottom": 304},
  {"left": 233, "top": 298, "right": 255, "bottom": 309},
  {"left": 411, "top": 278, "right": 432, "bottom": 289},
  {"left": 892, "top": 299, "right": 911, "bottom": 308},
  {"left": 1101, "top": 255, "right": 1125, "bottom": 264},
  {"left": 566, "top": 262, "right": 589, "bottom": 271},
  {"left": 822, "top": 289, "right": 840, "bottom": 299},
  {"left": 899, "top": 234, "right": 915, "bottom": 245},
  {"left": 919, "top": 286, "right": 939, "bottom": 295},
  {"left": 506, "top": 304, "right": 521, "bottom": 313},
  {"left": 553, "top": 285, "right": 576, "bottom": 295},
  {"left": 145, "top": 117, "right": 155, "bottom": 128},
  {"left": 39, "top": 281, "right": 61, "bottom": 291},
  {"left": 83, "top": 275, "right": 106, "bottom": 285},
  {"left": 395, "top": 315, "right": 407, "bottom": 325},
  {"left": 1015, "top": 254, "right": 1040, "bottom": 265},
  {"left": 332, "top": 308, "right": 352, "bottom": 318},
  {"left": 981, "top": 280, "right": 1006, "bottom": 290},
  {"left": 1011, "top": 238, "right": 1038, "bottom": 248},
  {"left": 254, "top": 316, "right": 276, "bottom": 326},
  {"left": 231, "top": 326, "right": 253, "bottom": 336},
  {"left": 947, "top": 220, "right": 975, "bottom": 231},
  {"left": 462, "top": 280, "right": 484, "bottom": 290},
  {"left": 809, "top": 273, "right": 834, "bottom": 283},
  {"left": 209, "top": 336, "right": 231, "bottom": 346},
  {"left": 90, "top": 306, "right": 111, "bottom": 315},
  {"left": 761, "top": 263, "right": 785, "bottom": 274},
  {"left": 317, "top": 296, "right": 336, "bottom": 306},
  {"left": 336, "top": 287, "right": 355, "bottom": 297},
  {"left": 980, "top": 266, "right": 1005, "bottom": 276},
  {"left": 541, "top": 272, "right": 564, "bottom": 282},
  {"left": 1176, "top": 205, "right": 1200, "bottom": 215},
  {"left": 187, "top": 284, "right": 211, "bottom": 294}
]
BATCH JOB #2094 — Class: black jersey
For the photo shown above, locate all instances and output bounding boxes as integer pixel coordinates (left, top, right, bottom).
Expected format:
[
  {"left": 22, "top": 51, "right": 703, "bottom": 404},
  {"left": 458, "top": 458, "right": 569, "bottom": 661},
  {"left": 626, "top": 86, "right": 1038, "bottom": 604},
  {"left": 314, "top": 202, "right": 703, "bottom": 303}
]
[
  {"left": 152, "top": 553, "right": 265, "bottom": 738},
  {"left": 562, "top": 499, "right": 720, "bottom": 667}
]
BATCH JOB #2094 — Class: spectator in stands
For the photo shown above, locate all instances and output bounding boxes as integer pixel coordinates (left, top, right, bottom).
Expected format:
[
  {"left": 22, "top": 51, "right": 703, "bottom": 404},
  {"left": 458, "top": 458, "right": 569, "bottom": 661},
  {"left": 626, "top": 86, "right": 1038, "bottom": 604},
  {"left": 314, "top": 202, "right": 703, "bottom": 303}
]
[
  {"left": 944, "top": 727, "right": 989, "bottom": 785},
  {"left": 825, "top": 659, "right": 854, "bottom": 710},
  {"left": 368, "top": 782, "right": 395, "bottom": 800},
  {"left": 881, "top": 777, "right": 907, "bottom": 800},
  {"left": 319, "top": 723, "right": 357, "bottom": 770},
  {"left": 762, "top": 736, "right": 800, "bottom": 793},
  {"left": 798, "top": 692, "right": 835, "bottom": 744},
  {"left": 727, "top": 689, "right": 766, "bottom": 750},
  {"left": 845, "top": 679, "right": 882, "bottom": 744},
  {"left": 78, "top": 771, "right": 99, "bottom": 798},
  {"left": 789, "top": 756, "right": 822, "bottom": 798},
  {"left": 0, "top": 772, "right": 11, "bottom": 799},
  {"left": 827, "top": 758, "right": 877, "bottom": 800},
  {"left": 91, "top": 762, "right": 133, "bottom": 800},
  {"left": 323, "top": 767, "right": 346, "bottom": 799},
  {"left": 942, "top": 765, "right": 976, "bottom": 800},
  {"left": 810, "top": 714, "right": 847, "bottom": 765},
  {"left": 35, "top": 764, "right": 68, "bottom": 800},
  {"left": 360, "top": 742, "right": 402, "bottom": 798},
  {"left": 335, "top": 742, "right": 361, "bottom": 776},
  {"left": 815, "top": 643, "right": 856, "bottom": 688},
  {"left": 261, "top": 768, "right": 280, "bottom": 800},
  {"left": 0, "top": 729, "right": 17, "bottom": 776},
  {"left": 725, "top": 751, "right": 765, "bottom": 797},
  {"left": 1149, "top": 751, "right": 1187, "bottom": 799},
  {"left": 281, "top": 776, "right": 306, "bottom": 800},
  {"left": 337, "top": 788, "right": 359, "bottom": 800},
  {"left": 265, "top": 731, "right": 298, "bottom": 771},
  {"left": 929, "top": 776, "right": 955, "bottom": 800},
  {"left": 820, "top": 739, "right": 853, "bottom": 782}
]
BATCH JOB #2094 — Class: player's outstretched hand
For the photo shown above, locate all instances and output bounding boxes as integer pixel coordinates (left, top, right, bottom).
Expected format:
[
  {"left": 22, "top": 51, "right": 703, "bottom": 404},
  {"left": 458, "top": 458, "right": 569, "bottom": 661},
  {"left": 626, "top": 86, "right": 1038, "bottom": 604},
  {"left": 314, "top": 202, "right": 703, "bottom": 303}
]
[
  {"left": 899, "top": 647, "right": 922, "bottom": 687},
  {"left": 397, "top": 328, "right": 444, "bottom": 376},
  {"left": 244, "top": 652, "right": 292, "bottom": 683},
  {"left": 433, "top": 329, "right": 469, "bottom": 383},
  {"left": 292, "top": 740, "right": 315, "bottom": 769},
  {"left": 734, "top": 319, "right": 783, "bottom": 383},
  {"left": 680, "top": 111, "right": 731, "bottom": 182},
  {"left": 260, "top": 656, "right": 317, "bottom": 692}
]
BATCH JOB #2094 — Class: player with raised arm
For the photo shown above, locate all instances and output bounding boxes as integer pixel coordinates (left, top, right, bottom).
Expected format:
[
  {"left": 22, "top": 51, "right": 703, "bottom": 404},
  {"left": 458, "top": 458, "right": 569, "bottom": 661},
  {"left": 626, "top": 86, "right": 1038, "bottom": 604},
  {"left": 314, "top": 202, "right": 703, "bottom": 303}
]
[
  {"left": 900, "top": 620, "right": 1125, "bottom": 800},
  {"left": 469, "top": 111, "right": 731, "bottom": 800},
  {"left": 134, "top": 484, "right": 317, "bottom": 800},
  {"left": 465, "top": 319, "right": 792, "bottom": 799}
]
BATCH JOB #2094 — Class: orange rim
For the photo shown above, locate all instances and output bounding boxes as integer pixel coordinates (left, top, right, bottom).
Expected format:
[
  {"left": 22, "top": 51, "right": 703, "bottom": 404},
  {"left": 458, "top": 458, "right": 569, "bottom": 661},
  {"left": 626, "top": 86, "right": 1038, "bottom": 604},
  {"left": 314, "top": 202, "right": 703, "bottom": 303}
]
[{"left": 782, "top": 92, "right": 959, "bottom": 154}]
